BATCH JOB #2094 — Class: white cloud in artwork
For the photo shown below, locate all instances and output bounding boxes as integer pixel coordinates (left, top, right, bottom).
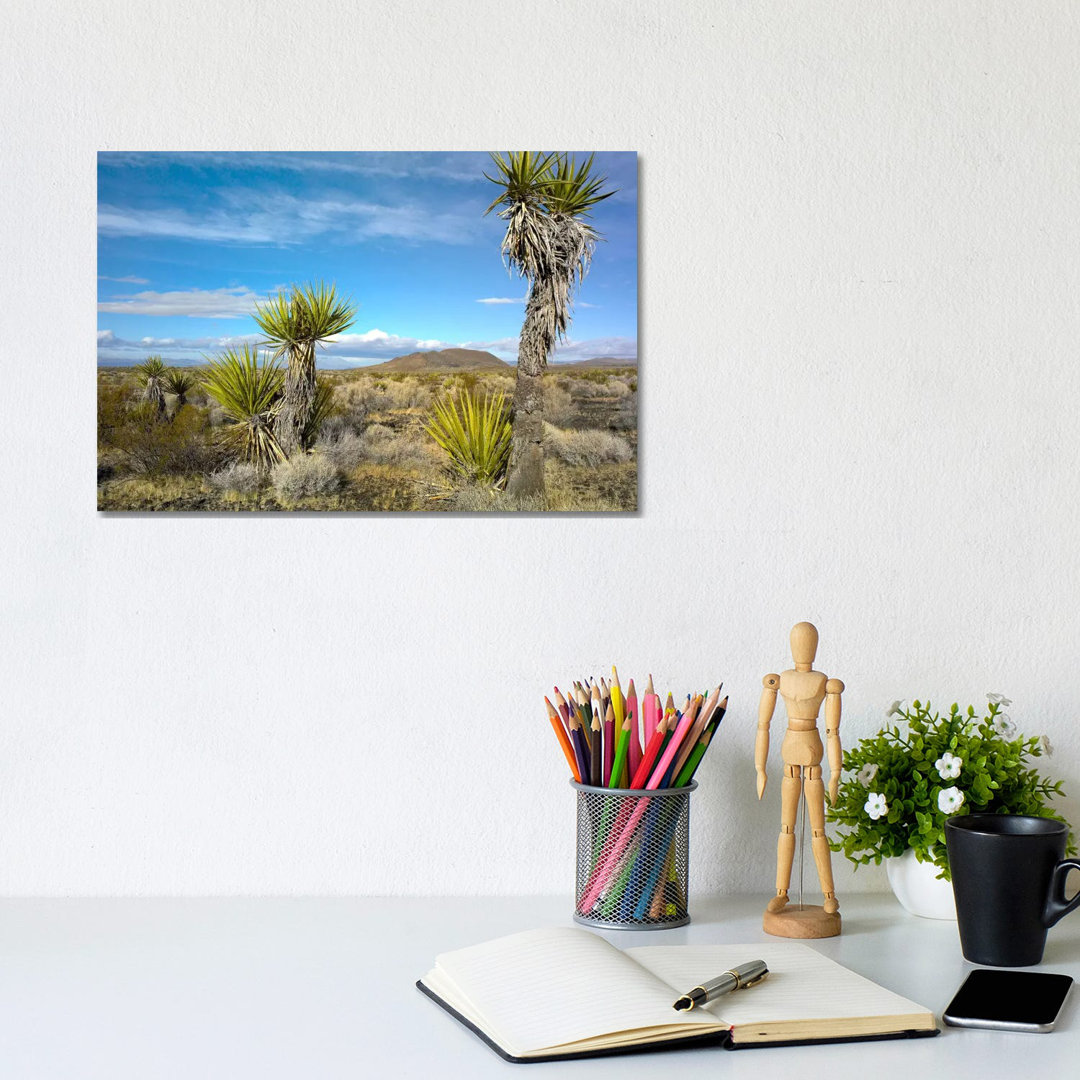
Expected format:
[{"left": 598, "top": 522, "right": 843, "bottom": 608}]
[
  {"left": 98, "top": 286, "right": 265, "bottom": 318},
  {"left": 98, "top": 191, "right": 480, "bottom": 248}
]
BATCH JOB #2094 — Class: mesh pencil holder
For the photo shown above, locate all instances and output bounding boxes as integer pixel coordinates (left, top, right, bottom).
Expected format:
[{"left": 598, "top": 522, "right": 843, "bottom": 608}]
[{"left": 571, "top": 781, "right": 697, "bottom": 930}]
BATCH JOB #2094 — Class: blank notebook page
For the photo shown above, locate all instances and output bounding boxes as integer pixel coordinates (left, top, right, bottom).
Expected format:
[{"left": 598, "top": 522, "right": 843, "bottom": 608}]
[
  {"left": 432, "top": 927, "right": 715, "bottom": 1053},
  {"left": 626, "top": 943, "right": 930, "bottom": 1024}
]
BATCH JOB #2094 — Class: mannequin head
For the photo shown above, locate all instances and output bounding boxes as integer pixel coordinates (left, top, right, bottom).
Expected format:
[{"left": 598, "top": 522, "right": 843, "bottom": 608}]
[{"left": 790, "top": 621, "right": 819, "bottom": 670}]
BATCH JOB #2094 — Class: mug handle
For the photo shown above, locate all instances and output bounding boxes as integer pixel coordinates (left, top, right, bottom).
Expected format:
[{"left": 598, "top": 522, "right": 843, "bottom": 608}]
[{"left": 1043, "top": 859, "right": 1080, "bottom": 928}]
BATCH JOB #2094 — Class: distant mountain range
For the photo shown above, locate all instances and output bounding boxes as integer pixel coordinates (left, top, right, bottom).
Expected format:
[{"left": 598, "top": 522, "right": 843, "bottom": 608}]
[
  {"left": 362, "top": 348, "right": 637, "bottom": 372},
  {"left": 553, "top": 356, "right": 637, "bottom": 369},
  {"left": 362, "top": 348, "right": 509, "bottom": 373}
]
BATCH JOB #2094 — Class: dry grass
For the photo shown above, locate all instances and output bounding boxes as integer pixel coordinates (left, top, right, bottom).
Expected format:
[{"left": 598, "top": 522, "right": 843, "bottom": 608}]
[
  {"left": 544, "top": 424, "right": 633, "bottom": 467},
  {"left": 271, "top": 454, "right": 341, "bottom": 501},
  {"left": 208, "top": 461, "right": 261, "bottom": 494}
]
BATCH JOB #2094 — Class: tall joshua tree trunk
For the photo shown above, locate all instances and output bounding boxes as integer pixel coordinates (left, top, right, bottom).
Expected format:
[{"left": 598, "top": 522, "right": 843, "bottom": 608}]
[
  {"left": 506, "top": 290, "right": 551, "bottom": 497},
  {"left": 275, "top": 341, "right": 316, "bottom": 457}
]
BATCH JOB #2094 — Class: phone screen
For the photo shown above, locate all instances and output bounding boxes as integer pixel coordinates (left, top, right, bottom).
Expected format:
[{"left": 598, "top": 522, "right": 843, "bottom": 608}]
[{"left": 944, "top": 970, "right": 1073, "bottom": 1031}]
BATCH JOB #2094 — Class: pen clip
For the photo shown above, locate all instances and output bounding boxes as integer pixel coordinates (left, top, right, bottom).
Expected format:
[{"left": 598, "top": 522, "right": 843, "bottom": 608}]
[{"left": 739, "top": 968, "right": 769, "bottom": 989}]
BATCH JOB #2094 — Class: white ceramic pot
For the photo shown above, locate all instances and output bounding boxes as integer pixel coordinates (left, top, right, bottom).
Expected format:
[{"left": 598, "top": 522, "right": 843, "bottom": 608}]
[{"left": 885, "top": 849, "right": 957, "bottom": 920}]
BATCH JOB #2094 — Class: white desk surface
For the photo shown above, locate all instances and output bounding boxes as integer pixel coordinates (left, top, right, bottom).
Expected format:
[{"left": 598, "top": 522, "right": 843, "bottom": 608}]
[{"left": 0, "top": 893, "right": 1076, "bottom": 1078}]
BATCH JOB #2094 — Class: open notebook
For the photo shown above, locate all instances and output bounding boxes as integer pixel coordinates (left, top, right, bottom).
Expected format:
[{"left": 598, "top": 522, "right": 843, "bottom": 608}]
[{"left": 418, "top": 927, "right": 937, "bottom": 1062}]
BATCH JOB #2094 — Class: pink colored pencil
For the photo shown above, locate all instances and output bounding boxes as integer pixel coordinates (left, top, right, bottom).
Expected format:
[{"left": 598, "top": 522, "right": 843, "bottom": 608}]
[
  {"left": 626, "top": 679, "right": 641, "bottom": 781},
  {"left": 579, "top": 708, "right": 699, "bottom": 911},
  {"left": 670, "top": 686, "right": 720, "bottom": 781}
]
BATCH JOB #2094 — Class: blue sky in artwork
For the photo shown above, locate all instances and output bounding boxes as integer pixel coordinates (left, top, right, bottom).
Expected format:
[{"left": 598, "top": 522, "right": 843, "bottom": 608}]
[{"left": 97, "top": 151, "right": 638, "bottom": 367}]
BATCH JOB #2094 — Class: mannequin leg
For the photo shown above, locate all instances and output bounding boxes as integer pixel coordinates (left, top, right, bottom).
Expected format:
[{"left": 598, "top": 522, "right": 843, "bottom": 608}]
[
  {"left": 767, "top": 764, "right": 802, "bottom": 913},
  {"left": 805, "top": 766, "right": 839, "bottom": 913}
]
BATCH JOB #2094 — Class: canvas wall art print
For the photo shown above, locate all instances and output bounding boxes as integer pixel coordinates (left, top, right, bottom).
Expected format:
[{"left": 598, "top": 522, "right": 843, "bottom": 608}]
[{"left": 97, "top": 151, "right": 638, "bottom": 512}]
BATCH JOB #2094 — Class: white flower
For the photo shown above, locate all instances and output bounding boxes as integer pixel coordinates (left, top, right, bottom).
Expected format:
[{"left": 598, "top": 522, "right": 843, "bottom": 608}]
[
  {"left": 992, "top": 713, "right": 1017, "bottom": 738},
  {"left": 864, "top": 793, "right": 889, "bottom": 820},
  {"left": 935, "top": 751, "right": 962, "bottom": 780},
  {"left": 857, "top": 763, "right": 879, "bottom": 785},
  {"left": 885, "top": 700, "right": 905, "bottom": 718},
  {"left": 1041, "top": 734, "right": 1054, "bottom": 757},
  {"left": 938, "top": 786, "right": 965, "bottom": 814},
  {"left": 987, "top": 692, "right": 1013, "bottom": 707}
]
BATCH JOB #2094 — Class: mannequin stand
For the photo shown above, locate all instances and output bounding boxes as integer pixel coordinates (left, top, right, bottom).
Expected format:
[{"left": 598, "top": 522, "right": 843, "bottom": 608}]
[{"left": 763, "top": 904, "right": 841, "bottom": 939}]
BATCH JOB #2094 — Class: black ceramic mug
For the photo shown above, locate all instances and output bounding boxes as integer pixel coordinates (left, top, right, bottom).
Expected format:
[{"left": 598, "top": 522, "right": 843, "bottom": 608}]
[{"left": 945, "top": 814, "right": 1080, "bottom": 966}]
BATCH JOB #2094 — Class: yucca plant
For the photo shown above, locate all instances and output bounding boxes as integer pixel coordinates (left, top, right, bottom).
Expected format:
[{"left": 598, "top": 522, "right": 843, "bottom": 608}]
[
  {"left": 484, "top": 152, "right": 614, "bottom": 496},
  {"left": 201, "top": 345, "right": 285, "bottom": 468},
  {"left": 423, "top": 390, "right": 512, "bottom": 486},
  {"left": 300, "top": 378, "right": 336, "bottom": 450},
  {"left": 162, "top": 368, "right": 198, "bottom": 408},
  {"left": 134, "top": 355, "right": 168, "bottom": 418},
  {"left": 253, "top": 282, "right": 356, "bottom": 455}
]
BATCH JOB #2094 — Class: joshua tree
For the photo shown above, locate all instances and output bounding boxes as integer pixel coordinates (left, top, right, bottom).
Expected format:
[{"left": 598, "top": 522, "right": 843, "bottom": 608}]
[
  {"left": 134, "top": 355, "right": 168, "bottom": 419},
  {"left": 253, "top": 282, "right": 356, "bottom": 456},
  {"left": 484, "top": 152, "right": 614, "bottom": 497},
  {"left": 202, "top": 344, "right": 286, "bottom": 468},
  {"left": 162, "top": 369, "right": 197, "bottom": 409}
]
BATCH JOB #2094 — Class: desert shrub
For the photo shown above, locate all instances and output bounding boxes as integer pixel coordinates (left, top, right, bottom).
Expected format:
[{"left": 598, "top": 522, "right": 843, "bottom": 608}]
[
  {"left": 564, "top": 377, "right": 609, "bottom": 399},
  {"left": 448, "top": 371, "right": 481, "bottom": 395},
  {"left": 545, "top": 426, "right": 633, "bottom": 467},
  {"left": 360, "top": 423, "right": 437, "bottom": 467},
  {"left": 381, "top": 377, "right": 432, "bottom": 411},
  {"left": 270, "top": 454, "right": 341, "bottom": 500},
  {"left": 605, "top": 378, "right": 632, "bottom": 399},
  {"left": 99, "top": 394, "right": 220, "bottom": 476},
  {"left": 318, "top": 429, "right": 367, "bottom": 470},
  {"left": 338, "top": 378, "right": 392, "bottom": 422},
  {"left": 608, "top": 395, "right": 637, "bottom": 431},
  {"left": 317, "top": 413, "right": 354, "bottom": 443},
  {"left": 208, "top": 461, "right": 261, "bottom": 494},
  {"left": 544, "top": 382, "right": 576, "bottom": 426}
]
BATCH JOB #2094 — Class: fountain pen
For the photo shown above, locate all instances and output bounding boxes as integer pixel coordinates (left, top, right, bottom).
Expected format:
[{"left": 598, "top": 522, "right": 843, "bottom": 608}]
[{"left": 672, "top": 959, "right": 769, "bottom": 1011}]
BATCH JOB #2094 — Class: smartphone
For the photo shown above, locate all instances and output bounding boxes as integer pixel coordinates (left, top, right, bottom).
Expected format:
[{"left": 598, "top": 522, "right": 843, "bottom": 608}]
[{"left": 943, "top": 969, "right": 1074, "bottom": 1033}]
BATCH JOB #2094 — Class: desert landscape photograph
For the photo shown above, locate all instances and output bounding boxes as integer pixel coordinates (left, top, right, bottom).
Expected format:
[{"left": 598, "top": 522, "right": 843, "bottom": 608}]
[{"left": 97, "top": 151, "right": 638, "bottom": 512}]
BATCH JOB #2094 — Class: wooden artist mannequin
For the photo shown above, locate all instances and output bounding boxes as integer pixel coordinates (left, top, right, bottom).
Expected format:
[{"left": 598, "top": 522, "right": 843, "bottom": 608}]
[{"left": 755, "top": 622, "right": 844, "bottom": 938}]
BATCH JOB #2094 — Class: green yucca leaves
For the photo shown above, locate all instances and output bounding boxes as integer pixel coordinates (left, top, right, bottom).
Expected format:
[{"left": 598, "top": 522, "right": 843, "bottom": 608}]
[
  {"left": 134, "top": 355, "right": 168, "bottom": 383},
  {"left": 162, "top": 369, "right": 198, "bottom": 402},
  {"left": 202, "top": 345, "right": 286, "bottom": 468},
  {"left": 252, "top": 281, "right": 357, "bottom": 356},
  {"left": 253, "top": 281, "right": 356, "bottom": 454},
  {"left": 423, "top": 390, "right": 512, "bottom": 486},
  {"left": 134, "top": 355, "right": 168, "bottom": 417}
]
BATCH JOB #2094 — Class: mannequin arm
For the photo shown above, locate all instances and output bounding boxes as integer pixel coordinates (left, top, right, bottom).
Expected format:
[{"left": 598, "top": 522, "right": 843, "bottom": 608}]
[
  {"left": 824, "top": 678, "right": 844, "bottom": 804},
  {"left": 756, "top": 674, "right": 779, "bottom": 799}
]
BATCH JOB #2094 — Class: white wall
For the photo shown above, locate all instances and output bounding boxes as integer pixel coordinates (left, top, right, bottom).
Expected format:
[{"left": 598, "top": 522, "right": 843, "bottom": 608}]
[{"left": 2, "top": 0, "right": 1079, "bottom": 898}]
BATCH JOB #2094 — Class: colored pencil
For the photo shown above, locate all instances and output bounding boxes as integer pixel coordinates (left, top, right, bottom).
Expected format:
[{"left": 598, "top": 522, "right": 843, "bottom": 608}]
[
  {"left": 567, "top": 702, "right": 591, "bottom": 782},
  {"left": 670, "top": 686, "right": 719, "bottom": 781},
  {"left": 625, "top": 679, "right": 641, "bottom": 782},
  {"left": 602, "top": 702, "right": 615, "bottom": 785},
  {"left": 608, "top": 700, "right": 634, "bottom": 790},
  {"left": 589, "top": 710, "right": 603, "bottom": 786},
  {"left": 545, "top": 696, "right": 580, "bottom": 782}
]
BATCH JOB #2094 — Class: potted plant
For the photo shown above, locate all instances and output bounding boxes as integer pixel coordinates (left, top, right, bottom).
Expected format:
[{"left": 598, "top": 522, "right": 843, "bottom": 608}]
[{"left": 827, "top": 696, "right": 1072, "bottom": 919}]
